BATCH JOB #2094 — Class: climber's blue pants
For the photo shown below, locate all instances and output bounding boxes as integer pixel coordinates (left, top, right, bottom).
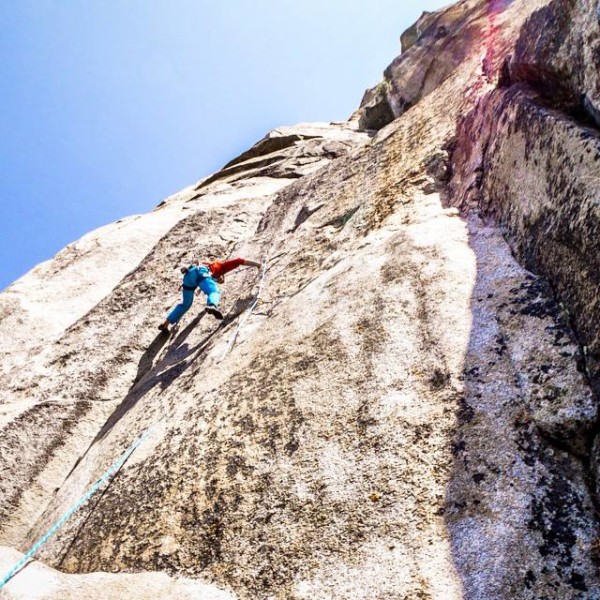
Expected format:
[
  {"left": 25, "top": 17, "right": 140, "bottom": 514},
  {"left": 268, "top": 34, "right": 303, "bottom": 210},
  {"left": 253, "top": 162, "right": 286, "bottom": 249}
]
[
  {"left": 166, "top": 279, "right": 221, "bottom": 324},
  {"left": 199, "top": 277, "right": 221, "bottom": 307},
  {"left": 167, "top": 288, "right": 194, "bottom": 324}
]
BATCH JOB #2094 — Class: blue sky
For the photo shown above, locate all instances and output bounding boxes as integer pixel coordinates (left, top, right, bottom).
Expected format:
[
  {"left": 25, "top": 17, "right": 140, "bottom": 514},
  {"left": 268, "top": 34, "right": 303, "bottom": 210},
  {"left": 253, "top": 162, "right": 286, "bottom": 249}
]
[{"left": 0, "top": 0, "right": 449, "bottom": 291}]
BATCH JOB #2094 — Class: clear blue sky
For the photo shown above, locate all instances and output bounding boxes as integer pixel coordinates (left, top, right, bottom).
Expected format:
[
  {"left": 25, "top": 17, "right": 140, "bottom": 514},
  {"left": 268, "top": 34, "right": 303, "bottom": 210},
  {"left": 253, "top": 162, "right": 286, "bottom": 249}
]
[{"left": 0, "top": 0, "right": 449, "bottom": 291}]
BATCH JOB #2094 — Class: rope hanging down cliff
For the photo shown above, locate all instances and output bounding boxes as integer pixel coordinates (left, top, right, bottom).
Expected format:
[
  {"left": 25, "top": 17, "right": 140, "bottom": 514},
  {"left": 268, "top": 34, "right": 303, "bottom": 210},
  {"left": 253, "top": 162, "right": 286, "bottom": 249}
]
[{"left": 0, "top": 428, "right": 151, "bottom": 591}]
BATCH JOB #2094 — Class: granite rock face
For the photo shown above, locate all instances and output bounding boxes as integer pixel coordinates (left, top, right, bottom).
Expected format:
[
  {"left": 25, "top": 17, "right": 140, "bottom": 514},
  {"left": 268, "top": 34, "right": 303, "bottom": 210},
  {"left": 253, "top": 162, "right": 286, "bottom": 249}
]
[
  {"left": 355, "top": 0, "right": 501, "bottom": 129},
  {"left": 357, "top": 83, "right": 395, "bottom": 131},
  {"left": 0, "top": 121, "right": 367, "bottom": 556},
  {"left": 400, "top": 10, "right": 442, "bottom": 54},
  {"left": 449, "top": 1, "right": 600, "bottom": 539},
  {"left": 2, "top": 0, "right": 600, "bottom": 599},
  {"left": 507, "top": 0, "right": 600, "bottom": 125}
]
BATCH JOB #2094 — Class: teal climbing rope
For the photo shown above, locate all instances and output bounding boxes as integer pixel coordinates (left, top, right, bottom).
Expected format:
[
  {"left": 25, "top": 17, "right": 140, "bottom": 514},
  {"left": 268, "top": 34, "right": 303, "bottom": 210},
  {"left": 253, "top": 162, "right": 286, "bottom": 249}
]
[{"left": 0, "top": 428, "right": 151, "bottom": 591}]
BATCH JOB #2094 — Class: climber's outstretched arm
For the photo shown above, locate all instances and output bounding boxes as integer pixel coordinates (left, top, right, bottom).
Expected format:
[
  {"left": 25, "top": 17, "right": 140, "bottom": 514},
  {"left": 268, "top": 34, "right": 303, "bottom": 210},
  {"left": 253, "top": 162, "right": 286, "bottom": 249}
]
[
  {"left": 206, "top": 257, "right": 262, "bottom": 280},
  {"left": 243, "top": 258, "right": 261, "bottom": 269}
]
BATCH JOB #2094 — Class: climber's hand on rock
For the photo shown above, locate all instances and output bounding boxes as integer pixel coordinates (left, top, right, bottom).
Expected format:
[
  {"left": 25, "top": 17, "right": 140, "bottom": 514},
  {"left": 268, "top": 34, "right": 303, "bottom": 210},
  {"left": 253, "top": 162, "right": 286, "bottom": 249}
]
[{"left": 243, "top": 259, "right": 261, "bottom": 269}]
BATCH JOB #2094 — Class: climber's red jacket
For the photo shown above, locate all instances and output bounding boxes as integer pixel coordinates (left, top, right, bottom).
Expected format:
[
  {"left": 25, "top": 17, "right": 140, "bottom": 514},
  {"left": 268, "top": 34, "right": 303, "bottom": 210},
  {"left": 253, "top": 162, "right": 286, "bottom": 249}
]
[{"left": 204, "top": 258, "right": 245, "bottom": 280}]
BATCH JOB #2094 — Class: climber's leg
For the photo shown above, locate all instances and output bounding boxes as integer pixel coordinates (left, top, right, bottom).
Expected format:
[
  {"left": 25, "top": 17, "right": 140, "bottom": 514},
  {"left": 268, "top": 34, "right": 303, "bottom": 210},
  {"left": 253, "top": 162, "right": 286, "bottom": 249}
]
[
  {"left": 166, "top": 288, "right": 195, "bottom": 324},
  {"left": 199, "top": 277, "right": 221, "bottom": 307},
  {"left": 198, "top": 278, "right": 223, "bottom": 319}
]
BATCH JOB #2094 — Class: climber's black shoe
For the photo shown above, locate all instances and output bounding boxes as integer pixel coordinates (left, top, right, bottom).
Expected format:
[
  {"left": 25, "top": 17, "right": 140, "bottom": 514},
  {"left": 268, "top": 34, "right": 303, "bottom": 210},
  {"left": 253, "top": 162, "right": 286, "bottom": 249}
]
[{"left": 206, "top": 305, "right": 224, "bottom": 320}]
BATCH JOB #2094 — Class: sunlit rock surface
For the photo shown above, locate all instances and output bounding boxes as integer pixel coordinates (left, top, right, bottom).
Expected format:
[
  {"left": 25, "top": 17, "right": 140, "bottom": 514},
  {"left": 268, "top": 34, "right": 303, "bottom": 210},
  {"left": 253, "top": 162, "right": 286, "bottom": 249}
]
[
  {"left": 1, "top": 0, "right": 600, "bottom": 598},
  {"left": 0, "top": 547, "right": 234, "bottom": 600}
]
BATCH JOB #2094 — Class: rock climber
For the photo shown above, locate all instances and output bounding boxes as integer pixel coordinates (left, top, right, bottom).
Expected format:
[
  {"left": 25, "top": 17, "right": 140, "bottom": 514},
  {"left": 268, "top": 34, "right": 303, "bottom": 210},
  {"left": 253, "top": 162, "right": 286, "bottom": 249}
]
[{"left": 158, "top": 257, "right": 261, "bottom": 331}]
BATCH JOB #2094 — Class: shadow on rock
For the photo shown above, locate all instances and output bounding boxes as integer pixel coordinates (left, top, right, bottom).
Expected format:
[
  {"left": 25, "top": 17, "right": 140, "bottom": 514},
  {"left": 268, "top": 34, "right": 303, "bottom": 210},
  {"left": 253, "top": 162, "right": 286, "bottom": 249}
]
[
  {"left": 131, "top": 332, "right": 170, "bottom": 388},
  {"left": 92, "top": 300, "right": 251, "bottom": 445},
  {"left": 91, "top": 313, "right": 210, "bottom": 444},
  {"left": 443, "top": 217, "right": 600, "bottom": 597}
]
